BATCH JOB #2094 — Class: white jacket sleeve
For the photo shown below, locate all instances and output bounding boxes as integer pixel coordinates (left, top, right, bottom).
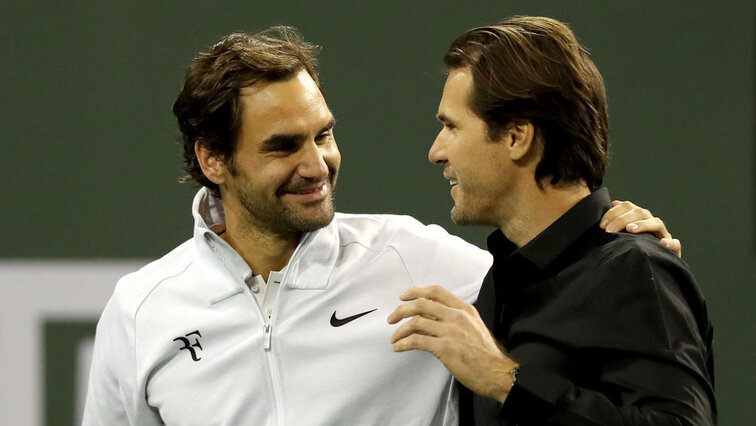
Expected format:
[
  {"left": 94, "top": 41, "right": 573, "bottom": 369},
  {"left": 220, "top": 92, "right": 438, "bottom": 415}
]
[{"left": 82, "top": 281, "right": 162, "bottom": 425}]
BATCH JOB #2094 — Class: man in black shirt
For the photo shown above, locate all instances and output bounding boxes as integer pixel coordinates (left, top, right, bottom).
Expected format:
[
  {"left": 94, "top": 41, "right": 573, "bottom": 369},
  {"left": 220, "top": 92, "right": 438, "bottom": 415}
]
[{"left": 388, "top": 16, "right": 715, "bottom": 425}]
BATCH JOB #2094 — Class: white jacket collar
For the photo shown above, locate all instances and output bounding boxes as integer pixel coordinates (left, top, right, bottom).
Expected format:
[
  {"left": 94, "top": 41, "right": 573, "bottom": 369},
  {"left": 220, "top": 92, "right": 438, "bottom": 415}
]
[
  {"left": 192, "top": 187, "right": 227, "bottom": 234},
  {"left": 190, "top": 188, "right": 340, "bottom": 304}
]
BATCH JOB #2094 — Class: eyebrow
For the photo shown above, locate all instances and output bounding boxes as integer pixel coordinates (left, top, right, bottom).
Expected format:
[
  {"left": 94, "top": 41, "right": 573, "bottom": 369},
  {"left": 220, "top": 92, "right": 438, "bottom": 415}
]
[
  {"left": 437, "top": 113, "right": 455, "bottom": 125},
  {"left": 320, "top": 116, "right": 336, "bottom": 134},
  {"left": 259, "top": 116, "right": 336, "bottom": 151}
]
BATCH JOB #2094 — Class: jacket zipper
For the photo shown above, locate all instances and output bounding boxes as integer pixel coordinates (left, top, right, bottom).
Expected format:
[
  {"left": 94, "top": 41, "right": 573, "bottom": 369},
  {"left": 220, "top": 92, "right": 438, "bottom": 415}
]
[
  {"left": 258, "top": 231, "right": 311, "bottom": 426},
  {"left": 251, "top": 295, "right": 283, "bottom": 426},
  {"left": 263, "top": 323, "right": 272, "bottom": 351}
]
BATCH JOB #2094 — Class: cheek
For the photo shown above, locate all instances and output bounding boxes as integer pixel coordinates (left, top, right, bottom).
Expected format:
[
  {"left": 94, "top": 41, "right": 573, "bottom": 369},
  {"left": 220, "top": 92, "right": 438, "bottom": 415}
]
[
  {"left": 327, "top": 142, "right": 341, "bottom": 159},
  {"left": 452, "top": 142, "right": 480, "bottom": 175},
  {"left": 257, "top": 164, "right": 295, "bottom": 190},
  {"left": 324, "top": 147, "right": 341, "bottom": 171},
  {"left": 464, "top": 152, "right": 501, "bottom": 189}
]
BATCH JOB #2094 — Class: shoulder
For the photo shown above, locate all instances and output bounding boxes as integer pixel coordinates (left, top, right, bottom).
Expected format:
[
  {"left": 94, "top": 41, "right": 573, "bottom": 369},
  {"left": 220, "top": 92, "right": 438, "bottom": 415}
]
[
  {"left": 601, "top": 230, "right": 680, "bottom": 259},
  {"left": 587, "top": 231, "right": 699, "bottom": 301},
  {"left": 595, "top": 232, "right": 694, "bottom": 286},
  {"left": 332, "top": 213, "right": 427, "bottom": 240},
  {"left": 106, "top": 239, "right": 196, "bottom": 320},
  {"left": 333, "top": 213, "right": 488, "bottom": 258},
  {"left": 581, "top": 232, "right": 709, "bottom": 349},
  {"left": 332, "top": 213, "right": 491, "bottom": 302}
]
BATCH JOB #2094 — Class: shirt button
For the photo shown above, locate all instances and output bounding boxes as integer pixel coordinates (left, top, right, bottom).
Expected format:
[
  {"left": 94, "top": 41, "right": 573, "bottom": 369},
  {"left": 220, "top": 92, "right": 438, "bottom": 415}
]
[
  {"left": 250, "top": 283, "right": 260, "bottom": 293},
  {"left": 266, "top": 308, "right": 273, "bottom": 318}
]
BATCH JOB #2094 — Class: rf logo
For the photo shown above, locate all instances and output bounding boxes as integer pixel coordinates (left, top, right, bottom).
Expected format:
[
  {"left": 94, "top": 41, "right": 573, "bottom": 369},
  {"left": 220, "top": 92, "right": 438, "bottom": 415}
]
[{"left": 173, "top": 330, "right": 203, "bottom": 361}]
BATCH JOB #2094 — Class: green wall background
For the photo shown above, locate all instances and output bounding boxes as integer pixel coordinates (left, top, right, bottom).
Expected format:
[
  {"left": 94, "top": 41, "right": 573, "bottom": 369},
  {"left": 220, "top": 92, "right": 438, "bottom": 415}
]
[{"left": 2, "top": 0, "right": 753, "bottom": 424}]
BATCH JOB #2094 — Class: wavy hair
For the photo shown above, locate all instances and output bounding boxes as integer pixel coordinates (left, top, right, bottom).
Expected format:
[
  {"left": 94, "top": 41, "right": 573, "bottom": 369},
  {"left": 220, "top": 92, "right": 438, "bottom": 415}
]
[{"left": 172, "top": 26, "right": 321, "bottom": 196}]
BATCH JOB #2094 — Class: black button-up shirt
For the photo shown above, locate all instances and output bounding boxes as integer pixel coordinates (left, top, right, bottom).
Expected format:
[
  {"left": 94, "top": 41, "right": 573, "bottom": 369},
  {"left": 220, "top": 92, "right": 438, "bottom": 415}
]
[{"left": 461, "top": 188, "right": 716, "bottom": 425}]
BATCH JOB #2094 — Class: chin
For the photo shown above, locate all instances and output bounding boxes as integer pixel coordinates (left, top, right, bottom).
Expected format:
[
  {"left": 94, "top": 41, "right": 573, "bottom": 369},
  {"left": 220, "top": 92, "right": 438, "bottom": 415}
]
[
  {"left": 291, "top": 207, "right": 335, "bottom": 232},
  {"left": 450, "top": 207, "right": 472, "bottom": 225},
  {"left": 451, "top": 206, "right": 492, "bottom": 227}
]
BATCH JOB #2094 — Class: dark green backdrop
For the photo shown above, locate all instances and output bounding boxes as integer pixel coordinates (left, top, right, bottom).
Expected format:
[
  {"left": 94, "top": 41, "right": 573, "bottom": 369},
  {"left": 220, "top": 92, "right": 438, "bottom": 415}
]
[{"left": 3, "top": 1, "right": 753, "bottom": 424}]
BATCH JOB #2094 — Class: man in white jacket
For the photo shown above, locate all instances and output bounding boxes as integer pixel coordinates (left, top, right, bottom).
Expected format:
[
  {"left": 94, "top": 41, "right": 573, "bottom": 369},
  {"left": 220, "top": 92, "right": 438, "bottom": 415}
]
[{"left": 83, "top": 27, "right": 674, "bottom": 425}]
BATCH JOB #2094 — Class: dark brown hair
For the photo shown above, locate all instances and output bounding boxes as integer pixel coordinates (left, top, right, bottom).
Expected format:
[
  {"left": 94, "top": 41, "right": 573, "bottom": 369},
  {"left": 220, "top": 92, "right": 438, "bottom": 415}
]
[
  {"left": 444, "top": 16, "right": 609, "bottom": 190},
  {"left": 172, "top": 26, "right": 321, "bottom": 196}
]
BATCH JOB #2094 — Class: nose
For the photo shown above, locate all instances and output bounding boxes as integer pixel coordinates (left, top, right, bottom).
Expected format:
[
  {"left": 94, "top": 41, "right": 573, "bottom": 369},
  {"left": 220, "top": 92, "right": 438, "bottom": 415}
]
[
  {"left": 428, "top": 131, "right": 447, "bottom": 165},
  {"left": 298, "top": 140, "right": 331, "bottom": 180}
]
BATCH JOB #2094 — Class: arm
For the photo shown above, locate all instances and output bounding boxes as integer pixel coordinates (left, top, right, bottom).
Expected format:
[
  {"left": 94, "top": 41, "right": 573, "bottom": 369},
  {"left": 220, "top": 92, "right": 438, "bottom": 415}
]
[
  {"left": 388, "top": 261, "right": 715, "bottom": 426},
  {"left": 82, "top": 318, "right": 131, "bottom": 425},
  {"left": 500, "top": 248, "right": 715, "bottom": 425},
  {"left": 501, "top": 354, "right": 714, "bottom": 426},
  {"left": 82, "top": 297, "right": 133, "bottom": 425},
  {"left": 388, "top": 286, "right": 518, "bottom": 402},
  {"left": 601, "top": 200, "right": 682, "bottom": 256},
  {"left": 82, "top": 289, "right": 163, "bottom": 426}
]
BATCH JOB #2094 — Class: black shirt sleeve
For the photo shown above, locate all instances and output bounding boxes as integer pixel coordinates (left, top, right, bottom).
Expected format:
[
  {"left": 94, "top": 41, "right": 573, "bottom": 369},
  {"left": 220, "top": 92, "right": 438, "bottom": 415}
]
[{"left": 498, "top": 239, "right": 716, "bottom": 425}]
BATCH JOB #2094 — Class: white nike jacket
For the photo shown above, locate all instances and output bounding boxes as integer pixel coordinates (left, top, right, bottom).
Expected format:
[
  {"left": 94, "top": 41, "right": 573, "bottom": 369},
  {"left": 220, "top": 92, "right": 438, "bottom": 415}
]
[{"left": 83, "top": 188, "right": 492, "bottom": 426}]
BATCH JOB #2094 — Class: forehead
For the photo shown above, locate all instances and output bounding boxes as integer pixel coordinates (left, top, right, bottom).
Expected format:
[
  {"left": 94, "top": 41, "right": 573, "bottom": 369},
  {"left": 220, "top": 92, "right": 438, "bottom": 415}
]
[
  {"left": 238, "top": 70, "right": 331, "bottom": 140},
  {"left": 439, "top": 68, "right": 475, "bottom": 116}
]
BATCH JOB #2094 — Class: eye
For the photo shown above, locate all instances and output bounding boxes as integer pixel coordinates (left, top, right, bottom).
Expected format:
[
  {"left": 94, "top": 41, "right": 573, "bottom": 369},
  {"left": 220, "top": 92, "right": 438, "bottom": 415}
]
[
  {"left": 315, "top": 131, "right": 332, "bottom": 144},
  {"left": 260, "top": 137, "right": 299, "bottom": 154},
  {"left": 272, "top": 141, "right": 297, "bottom": 152}
]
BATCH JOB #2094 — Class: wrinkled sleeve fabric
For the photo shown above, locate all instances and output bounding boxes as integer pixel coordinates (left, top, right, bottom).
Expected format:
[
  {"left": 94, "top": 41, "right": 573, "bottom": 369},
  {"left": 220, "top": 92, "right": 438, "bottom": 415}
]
[
  {"left": 82, "top": 280, "right": 163, "bottom": 426},
  {"left": 499, "top": 246, "right": 715, "bottom": 426}
]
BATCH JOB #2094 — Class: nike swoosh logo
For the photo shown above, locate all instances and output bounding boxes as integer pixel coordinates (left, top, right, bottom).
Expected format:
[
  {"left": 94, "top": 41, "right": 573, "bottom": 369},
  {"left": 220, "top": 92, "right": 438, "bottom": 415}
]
[{"left": 330, "top": 308, "right": 378, "bottom": 327}]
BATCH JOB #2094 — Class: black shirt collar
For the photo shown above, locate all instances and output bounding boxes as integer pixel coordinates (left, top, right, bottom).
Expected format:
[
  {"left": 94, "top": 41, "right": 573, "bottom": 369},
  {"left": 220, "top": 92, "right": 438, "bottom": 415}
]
[{"left": 487, "top": 188, "right": 611, "bottom": 270}]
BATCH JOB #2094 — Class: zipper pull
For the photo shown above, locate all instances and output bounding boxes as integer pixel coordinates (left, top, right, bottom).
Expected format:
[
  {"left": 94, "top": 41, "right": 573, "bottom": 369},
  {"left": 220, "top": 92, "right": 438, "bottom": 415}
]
[{"left": 263, "top": 323, "right": 272, "bottom": 351}]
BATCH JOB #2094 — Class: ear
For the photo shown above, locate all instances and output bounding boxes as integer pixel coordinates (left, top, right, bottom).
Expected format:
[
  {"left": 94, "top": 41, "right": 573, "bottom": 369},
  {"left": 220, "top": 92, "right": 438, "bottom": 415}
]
[
  {"left": 195, "top": 141, "right": 227, "bottom": 185},
  {"left": 503, "top": 121, "right": 536, "bottom": 161}
]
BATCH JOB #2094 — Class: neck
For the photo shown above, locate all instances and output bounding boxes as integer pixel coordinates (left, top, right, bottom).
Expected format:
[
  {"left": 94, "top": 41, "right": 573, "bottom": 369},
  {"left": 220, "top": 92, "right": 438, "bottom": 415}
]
[
  {"left": 220, "top": 203, "right": 300, "bottom": 282},
  {"left": 499, "top": 180, "right": 591, "bottom": 248}
]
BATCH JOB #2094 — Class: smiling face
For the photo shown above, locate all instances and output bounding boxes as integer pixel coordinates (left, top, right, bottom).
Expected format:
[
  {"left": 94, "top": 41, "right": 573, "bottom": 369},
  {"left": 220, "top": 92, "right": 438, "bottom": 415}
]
[
  {"left": 218, "top": 70, "right": 340, "bottom": 237},
  {"left": 428, "top": 68, "right": 513, "bottom": 227}
]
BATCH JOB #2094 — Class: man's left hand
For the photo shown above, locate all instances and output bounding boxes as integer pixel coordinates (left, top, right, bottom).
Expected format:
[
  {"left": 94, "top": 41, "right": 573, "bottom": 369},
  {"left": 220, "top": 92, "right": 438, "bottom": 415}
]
[
  {"left": 601, "top": 200, "right": 682, "bottom": 256},
  {"left": 387, "top": 285, "right": 518, "bottom": 403}
]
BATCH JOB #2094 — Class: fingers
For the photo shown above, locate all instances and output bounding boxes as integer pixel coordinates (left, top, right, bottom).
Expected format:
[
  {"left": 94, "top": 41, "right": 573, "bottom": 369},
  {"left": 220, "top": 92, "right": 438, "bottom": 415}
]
[
  {"left": 603, "top": 201, "right": 673, "bottom": 239},
  {"left": 604, "top": 200, "right": 682, "bottom": 257},
  {"left": 388, "top": 285, "right": 476, "bottom": 325},
  {"left": 387, "top": 297, "right": 449, "bottom": 324},
  {"left": 601, "top": 200, "right": 633, "bottom": 229},
  {"left": 390, "top": 315, "right": 444, "bottom": 344},
  {"left": 391, "top": 332, "right": 440, "bottom": 353},
  {"left": 661, "top": 238, "right": 682, "bottom": 257},
  {"left": 388, "top": 286, "right": 484, "bottom": 355},
  {"left": 622, "top": 217, "right": 672, "bottom": 239},
  {"left": 399, "top": 285, "right": 470, "bottom": 311},
  {"left": 602, "top": 200, "right": 656, "bottom": 233},
  {"left": 602, "top": 201, "right": 681, "bottom": 256}
]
